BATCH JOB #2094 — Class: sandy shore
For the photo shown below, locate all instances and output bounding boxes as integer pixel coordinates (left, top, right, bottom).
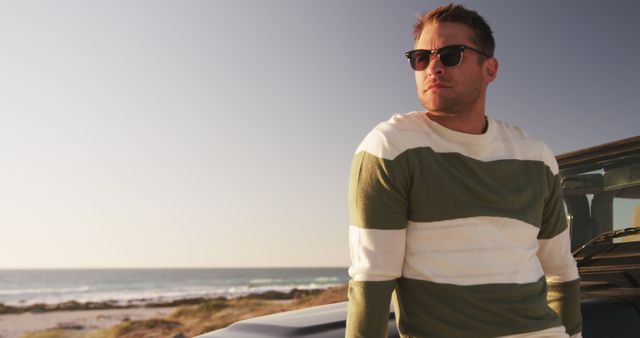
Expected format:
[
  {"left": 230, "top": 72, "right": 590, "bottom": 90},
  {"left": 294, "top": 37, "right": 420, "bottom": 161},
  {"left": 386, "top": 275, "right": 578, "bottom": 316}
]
[{"left": 0, "top": 306, "right": 175, "bottom": 338}]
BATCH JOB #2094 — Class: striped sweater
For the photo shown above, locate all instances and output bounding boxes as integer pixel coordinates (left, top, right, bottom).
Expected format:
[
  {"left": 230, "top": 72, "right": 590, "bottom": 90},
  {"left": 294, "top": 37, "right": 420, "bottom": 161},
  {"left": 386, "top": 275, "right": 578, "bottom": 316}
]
[{"left": 346, "top": 112, "right": 582, "bottom": 338}]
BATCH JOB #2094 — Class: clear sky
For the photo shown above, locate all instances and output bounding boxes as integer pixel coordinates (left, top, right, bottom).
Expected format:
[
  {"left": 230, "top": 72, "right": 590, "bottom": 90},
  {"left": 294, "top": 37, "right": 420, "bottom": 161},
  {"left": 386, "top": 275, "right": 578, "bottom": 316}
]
[{"left": 1, "top": 0, "right": 638, "bottom": 268}]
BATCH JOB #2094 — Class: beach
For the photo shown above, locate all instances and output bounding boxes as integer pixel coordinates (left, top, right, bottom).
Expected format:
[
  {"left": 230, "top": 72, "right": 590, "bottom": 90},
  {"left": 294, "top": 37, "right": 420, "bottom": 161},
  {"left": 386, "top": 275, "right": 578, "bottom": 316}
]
[
  {"left": 0, "top": 268, "right": 348, "bottom": 337},
  {"left": 0, "top": 285, "right": 348, "bottom": 338},
  {"left": 0, "top": 306, "right": 176, "bottom": 338}
]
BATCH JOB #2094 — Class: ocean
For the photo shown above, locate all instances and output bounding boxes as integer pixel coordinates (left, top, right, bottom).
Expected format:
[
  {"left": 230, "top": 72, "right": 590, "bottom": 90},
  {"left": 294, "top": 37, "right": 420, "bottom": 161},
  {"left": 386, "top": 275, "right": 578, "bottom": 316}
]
[{"left": 0, "top": 268, "right": 349, "bottom": 307}]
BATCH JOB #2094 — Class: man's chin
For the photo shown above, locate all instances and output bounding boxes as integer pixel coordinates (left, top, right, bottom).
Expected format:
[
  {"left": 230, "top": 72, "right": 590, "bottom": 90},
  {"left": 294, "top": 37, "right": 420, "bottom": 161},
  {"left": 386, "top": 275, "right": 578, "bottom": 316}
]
[
  {"left": 423, "top": 101, "right": 454, "bottom": 115},
  {"left": 422, "top": 96, "right": 448, "bottom": 112}
]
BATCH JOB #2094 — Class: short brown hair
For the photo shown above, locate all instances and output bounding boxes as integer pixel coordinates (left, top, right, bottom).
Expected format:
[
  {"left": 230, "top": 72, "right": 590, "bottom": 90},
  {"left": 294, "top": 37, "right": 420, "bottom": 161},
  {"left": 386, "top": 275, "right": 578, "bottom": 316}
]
[{"left": 413, "top": 3, "right": 495, "bottom": 57}]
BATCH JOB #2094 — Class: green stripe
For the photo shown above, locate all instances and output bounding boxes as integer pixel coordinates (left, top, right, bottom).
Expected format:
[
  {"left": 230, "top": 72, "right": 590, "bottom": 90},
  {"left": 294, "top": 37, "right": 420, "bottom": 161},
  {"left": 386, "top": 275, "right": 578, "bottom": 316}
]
[
  {"left": 350, "top": 147, "right": 566, "bottom": 235},
  {"left": 349, "top": 151, "right": 410, "bottom": 230},
  {"left": 547, "top": 279, "right": 582, "bottom": 335},
  {"left": 347, "top": 280, "right": 397, "bottom": 338},
  {"left": 393, "top": 277, "right": 561, "bottom": 338},
  {"left": 539, "top": 173, "right": 568, "bottom": 240}
]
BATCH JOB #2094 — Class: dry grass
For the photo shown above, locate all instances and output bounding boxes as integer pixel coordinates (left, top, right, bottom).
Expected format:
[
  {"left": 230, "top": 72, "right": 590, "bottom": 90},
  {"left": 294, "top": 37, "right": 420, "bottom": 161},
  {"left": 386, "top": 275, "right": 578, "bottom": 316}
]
[
  {"left": 22, "top": 330, "right": 80, "bottom": 338},
  {"left": 114, "top": 319, "right": 183, "bottom": 338},
  {"left": 170, "top": 284, "right": 348, "bottom": 337},
  {"left": 22, "top": 327, "right": 117, "bottom": 338}
]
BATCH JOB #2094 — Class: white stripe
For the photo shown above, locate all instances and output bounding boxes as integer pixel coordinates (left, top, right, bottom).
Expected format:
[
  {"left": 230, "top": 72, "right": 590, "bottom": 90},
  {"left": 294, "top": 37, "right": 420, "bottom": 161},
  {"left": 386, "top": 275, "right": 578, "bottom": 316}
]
[
  {"left": 538, "top": 227, "right": 580, "bottom": 283},
  {"left": 348, "top": 225, "right": 406, "bottom": 281},
  {"left": 496, "top": 326, "right": 570, "bottom": 338},
  {"left": 403, "top": 217, "right": 545, "bottom": 285},
  {"left": 355, "top": 112, "right": 559, "bottom": 174}
]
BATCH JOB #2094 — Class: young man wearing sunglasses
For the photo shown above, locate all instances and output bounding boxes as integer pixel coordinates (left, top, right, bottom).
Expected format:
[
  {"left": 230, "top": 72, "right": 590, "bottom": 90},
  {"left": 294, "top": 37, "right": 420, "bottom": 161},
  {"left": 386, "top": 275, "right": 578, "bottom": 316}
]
[{"left": 347, "top": 4, "right": 582, "bottom": 338}]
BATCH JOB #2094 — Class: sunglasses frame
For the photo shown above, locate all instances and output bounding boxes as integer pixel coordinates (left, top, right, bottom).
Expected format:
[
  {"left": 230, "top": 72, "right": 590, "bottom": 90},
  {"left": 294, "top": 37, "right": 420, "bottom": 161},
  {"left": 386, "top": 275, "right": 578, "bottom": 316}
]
[{"left": 405, "top": 44, "right": 489, "bottom": 71}]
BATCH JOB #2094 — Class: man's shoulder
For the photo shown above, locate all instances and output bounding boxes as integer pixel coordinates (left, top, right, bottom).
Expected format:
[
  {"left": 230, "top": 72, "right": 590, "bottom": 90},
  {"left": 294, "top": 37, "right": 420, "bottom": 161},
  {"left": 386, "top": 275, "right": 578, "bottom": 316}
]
[
  {"left": 492, "top": 118, "right": 544, "bottom": 146},
  {"left": 355, "top": 112, "right": 428, "bottom": 160},
  {"left": 373, "top": 111, "right": 426, "bottom": 133},
  {"left": 491, "top": 118, "right": 558, "bottom": 172}
]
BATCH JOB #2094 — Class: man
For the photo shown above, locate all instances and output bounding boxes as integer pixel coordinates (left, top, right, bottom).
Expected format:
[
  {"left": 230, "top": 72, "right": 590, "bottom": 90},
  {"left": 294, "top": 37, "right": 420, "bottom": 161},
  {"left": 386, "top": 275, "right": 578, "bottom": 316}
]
[{"left": 346, "top": 4, "right": 582, "bottom": 338}]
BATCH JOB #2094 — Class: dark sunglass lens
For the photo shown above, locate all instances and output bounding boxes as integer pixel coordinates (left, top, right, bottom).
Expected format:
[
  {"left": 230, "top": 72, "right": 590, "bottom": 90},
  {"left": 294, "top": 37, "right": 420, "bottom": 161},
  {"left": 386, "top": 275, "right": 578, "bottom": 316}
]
[
  {"left": 411, "top": 51, "right": 430, "bottom": 71},
  {"left": 439, "top": 47, "right": 462, "bottom": 67}
]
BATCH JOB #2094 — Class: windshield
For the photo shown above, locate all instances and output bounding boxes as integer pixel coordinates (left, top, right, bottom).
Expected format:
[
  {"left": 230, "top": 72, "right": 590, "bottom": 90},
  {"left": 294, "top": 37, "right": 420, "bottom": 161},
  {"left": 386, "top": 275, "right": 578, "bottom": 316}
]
[{"left": 562, "top": 159, "right": 640, "bottom": 250}]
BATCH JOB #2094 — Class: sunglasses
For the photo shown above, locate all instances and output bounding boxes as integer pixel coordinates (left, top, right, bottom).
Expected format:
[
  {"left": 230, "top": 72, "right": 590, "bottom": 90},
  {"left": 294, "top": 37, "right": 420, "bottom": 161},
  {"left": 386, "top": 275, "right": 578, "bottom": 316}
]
[{"left": 405, "top": 44, "right": 488, "bottom": 71}]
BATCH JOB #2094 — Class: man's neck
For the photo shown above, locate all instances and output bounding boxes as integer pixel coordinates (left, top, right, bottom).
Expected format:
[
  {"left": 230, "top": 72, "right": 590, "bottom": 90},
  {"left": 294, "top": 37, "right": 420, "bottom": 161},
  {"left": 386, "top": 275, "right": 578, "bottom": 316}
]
[{"left": 425, "top": 111, "right": 487, "bottom": 135}]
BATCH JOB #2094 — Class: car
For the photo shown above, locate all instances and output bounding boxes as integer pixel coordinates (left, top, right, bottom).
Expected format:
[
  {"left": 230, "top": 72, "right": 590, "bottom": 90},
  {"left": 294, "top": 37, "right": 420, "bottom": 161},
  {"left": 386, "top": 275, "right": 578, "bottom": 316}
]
[
  {"left": 198, "top": 136, "right": 640, "bottom": 338},
  {"left": 559, "top": 135, "right": 640, "bottom": 337}
]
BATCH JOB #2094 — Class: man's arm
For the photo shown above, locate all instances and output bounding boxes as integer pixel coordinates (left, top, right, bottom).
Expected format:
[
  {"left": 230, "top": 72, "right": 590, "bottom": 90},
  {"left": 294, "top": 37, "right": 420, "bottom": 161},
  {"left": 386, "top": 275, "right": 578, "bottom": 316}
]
[
  {"left": 346, "top": 130, "right": 410, "bottom": 338},
  {"left": 537, "top": 158, "right": 583, "bottom": 338}
]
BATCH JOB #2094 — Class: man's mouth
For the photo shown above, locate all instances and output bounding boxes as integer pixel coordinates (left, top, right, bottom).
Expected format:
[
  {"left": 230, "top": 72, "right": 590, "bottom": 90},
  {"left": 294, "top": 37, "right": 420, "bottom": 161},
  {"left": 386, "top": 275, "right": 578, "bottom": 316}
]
[{"left": 426, "top": 83, "right": 450, "bottom": 91}]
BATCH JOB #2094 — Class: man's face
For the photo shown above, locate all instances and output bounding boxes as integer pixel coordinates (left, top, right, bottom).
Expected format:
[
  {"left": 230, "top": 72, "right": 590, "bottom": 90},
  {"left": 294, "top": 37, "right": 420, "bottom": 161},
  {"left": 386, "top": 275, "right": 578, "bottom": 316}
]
[{"left": 414, "top": 22, "right": 493, "bottom": 115}]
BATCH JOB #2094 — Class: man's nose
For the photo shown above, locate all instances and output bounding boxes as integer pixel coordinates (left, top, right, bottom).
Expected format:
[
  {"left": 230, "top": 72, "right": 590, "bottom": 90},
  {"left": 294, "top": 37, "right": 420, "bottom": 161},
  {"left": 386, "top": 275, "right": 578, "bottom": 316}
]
[{"left": 427, "top": 54, "right": 445, "bottom": 77}]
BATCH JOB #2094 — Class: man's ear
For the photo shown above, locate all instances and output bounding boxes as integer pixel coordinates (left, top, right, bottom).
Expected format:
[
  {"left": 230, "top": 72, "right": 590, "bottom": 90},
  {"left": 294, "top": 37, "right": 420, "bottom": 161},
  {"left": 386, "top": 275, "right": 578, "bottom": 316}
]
[{"left": 484, "top": 57, "right": 499, "bottom": 84}]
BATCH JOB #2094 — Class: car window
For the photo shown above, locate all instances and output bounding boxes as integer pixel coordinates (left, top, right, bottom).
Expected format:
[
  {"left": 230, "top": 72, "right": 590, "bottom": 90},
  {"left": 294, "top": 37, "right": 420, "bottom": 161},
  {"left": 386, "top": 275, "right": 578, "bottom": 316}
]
[
  {"left": 563, "top": 163, "right": 640, "bottom": 249},
  {"left": 612, "top": 192, "right": 640, "bottom": 242}
]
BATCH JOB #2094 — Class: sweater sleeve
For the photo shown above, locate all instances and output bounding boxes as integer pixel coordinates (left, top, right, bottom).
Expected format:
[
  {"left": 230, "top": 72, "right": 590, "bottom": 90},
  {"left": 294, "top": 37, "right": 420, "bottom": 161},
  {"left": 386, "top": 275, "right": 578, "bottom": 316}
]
[
  {"left": 536, "top": 154, "right": 582, "bottom": 337},
  {"left": 346, "top": 129, "right": 410, "bottom": 338}
]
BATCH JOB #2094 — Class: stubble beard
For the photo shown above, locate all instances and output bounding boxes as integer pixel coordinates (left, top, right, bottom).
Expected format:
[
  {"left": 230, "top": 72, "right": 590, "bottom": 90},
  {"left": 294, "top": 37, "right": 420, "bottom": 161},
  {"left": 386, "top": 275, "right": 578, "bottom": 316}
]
[
  {"left": 421, "top": 94, "right": 464, "bottom": 116},
  {"left": 419, "top": 79, "right": 483, "bottom": 117}
]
